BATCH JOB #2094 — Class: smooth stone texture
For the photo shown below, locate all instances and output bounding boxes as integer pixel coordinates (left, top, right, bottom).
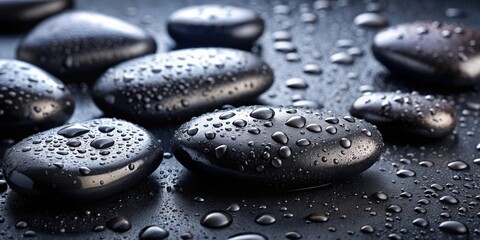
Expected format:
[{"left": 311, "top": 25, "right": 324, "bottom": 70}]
[
  {"left": 2, "top": 118, "right": 163, "bottom": 201},
  {"left": 350, "top": 91, "right": 456, "bottom": 138},
  {"left": 167, "top": 5, "right": 264, "bottom": 48},
  {"left": 16, "top": 11, "right": 157, "bottom": 81},
  {"left": 171, "top": 106, "right": 384, "bottom": 190},
  {"left": 372, "top": 21, "right": 480, "bottom": 87},
  {"left": 0, "top": 59, "right": 74, "bottom": 137},
  {"left": 93, "top": 48, "right": 274, "bottom": 123},
  {"left": 0, "top": 0, "right": 73, "bottom": 32}
]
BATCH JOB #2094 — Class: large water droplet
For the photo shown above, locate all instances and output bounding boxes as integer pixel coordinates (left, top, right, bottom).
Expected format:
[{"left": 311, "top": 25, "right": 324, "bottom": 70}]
[
  {"left": 57, "top": 125, "right": 90, "bottom": 138},
  {"left": 200, "top": 211, "right": 233, "bottom": 228}
]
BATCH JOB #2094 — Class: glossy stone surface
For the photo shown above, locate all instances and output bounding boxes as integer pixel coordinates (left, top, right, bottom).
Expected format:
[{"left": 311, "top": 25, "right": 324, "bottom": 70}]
[
  {"left": 167, "top": 5, "right": 264, "bottom": 48},
  {"left": 16, "top": 11, "right": 157, "bottom": 81},
  {"left": 172, "top": 106, "right": 384, "bottom": 190},
  {"left": 0, "top": 0, "right": 73, "bottom": 32},
  {"left": 2, "top": 118, "right": 163, "bottom": 201},
  {"left": 0, "top": 59, "right": 74, "bottom": 137},
  {"left": 372, "top": 21, "right": 480, "bottom": 87},
  {"left": 93, "top": 48, "right": 274, "bottom": 123},
  {"left": 350, "top": 91, "right": 456, "bottom": 138}
]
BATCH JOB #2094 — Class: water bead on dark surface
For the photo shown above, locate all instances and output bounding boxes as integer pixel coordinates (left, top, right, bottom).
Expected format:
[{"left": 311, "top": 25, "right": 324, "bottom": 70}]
[
  {"left": 228, "top": 233, "right": 267, "bottom": 240},
  {"left": 16, "top": 11, "right": 157, "bottom": 80},
  {"left": 93, "top": 48, "right": 274, "bottom": 123},
  {"left": 254, "top": 214, "right": 276, "bottom": 225},
  {"left": 107, "top": 216, "right": 131, "bottom": 233},
  {"left": 2, "top": 118, "right": 163, "bottom": 201},
  {"left": 139, "top": 226, "right": 169, "bottom": 240},
  {"left": 200, "top": 211, "right": 233, "bottom": 228},
  {"left": 354, "top": 13, "right": 388, "bottom": 28},
  {"left": 447, "top": 161, "right": 469, "bottom": 171},
  {"left": 438, "top": 221, "right": 469, "bottom": 235},
  {"left": 172, "top": 106, "right": 383, "bottom": 190}
]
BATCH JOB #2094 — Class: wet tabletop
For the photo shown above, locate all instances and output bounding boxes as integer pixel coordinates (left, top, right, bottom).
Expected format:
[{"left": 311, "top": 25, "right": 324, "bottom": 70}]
[{"left": 1, "top": 0, "right": 480, "bottom": 239}]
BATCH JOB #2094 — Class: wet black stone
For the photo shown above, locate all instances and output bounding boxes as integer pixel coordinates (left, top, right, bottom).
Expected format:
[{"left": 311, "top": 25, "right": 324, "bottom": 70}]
[
  {"left": 0, "top": 59, "right": 74, "bottom": 138},
  {"left": 350, "top": 92, "right": 456, "bottom": 138},
  {"left": 372, "top": 21, "right": 480, "bottom": 87},
  {"left": 2, "top": 118, "right": 163, "bottom": 201},
  {"left": 167, "top": 5, "right": 264, "bottom": 48},
  {"left": 139, "top": 225, "right": 169, "bottom": 240},
  {"left": 16, "top": 11, "right": 157, "bottom": 81},
  {"left": 93, "top": 48, "right": 274, "bottom": 123},
  {"left": 0, "top": 0, "right": 73, "bottom": 32},
  {"left": 172, "top": 106, "right": 384, "bottom": 190}
]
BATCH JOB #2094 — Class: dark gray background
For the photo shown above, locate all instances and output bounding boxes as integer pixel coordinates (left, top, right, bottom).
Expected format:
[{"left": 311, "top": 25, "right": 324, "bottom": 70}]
[{"left": 0, "top": 0, "right": 479, "bottom": 239}]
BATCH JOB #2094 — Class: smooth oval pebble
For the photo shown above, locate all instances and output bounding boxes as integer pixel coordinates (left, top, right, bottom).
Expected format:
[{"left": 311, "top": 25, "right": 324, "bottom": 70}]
[
  {"left": 0, "top": 0, "right": 73, "bottom": 32},
  {"left": 2, "top": 118, "right": 163, "bottom": 201},
  {"left": 16, "top": 11, "right": 157, "bottom": 81},
  {"left": 167, "top": 5, "right": 264, "bottom": 48},
  {"left": 171, "top": 106, "right": 384, "bottom": 190},
  {"left": 372, "top": 21, "right": 480, "bottom": 87},
  {"left": 350, "top": 91, "right": 456, "bottom": 138},
  {"left": 0, "top": 59, "right": 74, "bottom": 137},
  {"left": 93, "top": 48, "right": 274, "bottom": 123}
]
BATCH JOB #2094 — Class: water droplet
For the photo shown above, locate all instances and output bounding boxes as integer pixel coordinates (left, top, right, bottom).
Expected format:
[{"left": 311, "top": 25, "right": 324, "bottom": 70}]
[
  {"left": 228, "top": 233, "right": 267, "bottom": 240},
  {"left": 439, "top": 196, "right": 459, "bottom": 205},
  {"left": 439, "top": 221, "right": 468, "bottom": 235},
  {"left": 285, "top": 116, "right": 306, "bottom": 128},
  {"left": 250, "top": 107, "right": 275, "bottom": 120},
  {"left": 272, "top": 131, "right": 289, "bottom": 144},
  {"left": 255, "top": 214, "right": 276, "bottom": 225},
  {"left": 90, "top": 137, "right": 115, "bottom": 149},
  {"left": 107, "top": 216, "right": 131, "bottom": 233},
  {"left": 340, "top": 138, "right": 352, "bottom": 149},
  {"left": 354, "top": 13, "right": 388, "bottom": 28},
  {"left": 200, "top": 211, "right": 233, "bottom": 228},
  {"left": 306, "top": 124, "right": 321, "bottom": 132},
  {"left": 306, "top": 212, "right": 329, "bottom": 223},
  {"left": 57, "top": 125, "right": 90, "bottom": 138},
  {"left": 413, "top": 218, "right": 429, "bottom": 227},
  {"left": 330, "top": 52, "right": 354, "bottom": 64},
  {"left": 396, "top": 169, "right": 416, "bottom": 178},
  {"left": 215, "top": 145, "right": 228, "bottom": 158},
  {"left": 98, "top": 125, "right": 115, "bottom": 133},
  {"left": 139, "top": 225, "right": 169, "bottom": 240},
  {"left": 360, "top": 225, "right": 375, "bottom": 233},
  {"left": 79, "top": 167, "right": 91, "bottom": 176},
  {"left": 447, "top": 161, "right": 469, "bottom": 171}
]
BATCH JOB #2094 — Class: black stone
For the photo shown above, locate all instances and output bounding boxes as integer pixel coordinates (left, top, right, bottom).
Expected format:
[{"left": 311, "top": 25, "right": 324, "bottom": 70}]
[
  {"left": 171, "top": 106, "right": 384, "bottom": 190},
  {"left": 350, "top": 91, "right": 456, "bottom": 138},
  {"left": 0, "top": 59, "right": 74, "bottom": 138},
  {"left": 2, "top": 118, "right": 163, "bottom": 201},
  {"left": 93, "top": 48, "right": 274, "bottom": 123},
  {"left": 16, "top": 11, "right": 157, "bottom": 81},
  {"left": 167, "top": 5, "right": 264, "bottom": 48},
  {"left": 372, "top": 21, "right": 480, "bottom": 87},
  {"left": 0, "top": 0, "right": 73, "bottom": 32}
]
